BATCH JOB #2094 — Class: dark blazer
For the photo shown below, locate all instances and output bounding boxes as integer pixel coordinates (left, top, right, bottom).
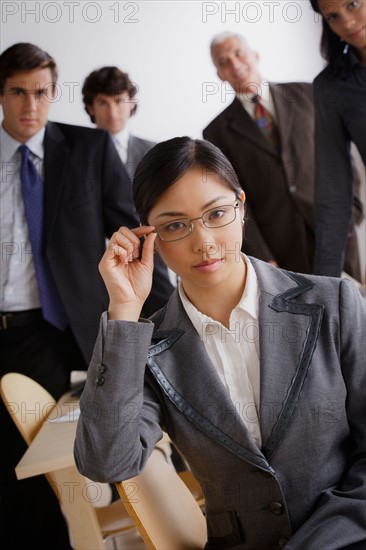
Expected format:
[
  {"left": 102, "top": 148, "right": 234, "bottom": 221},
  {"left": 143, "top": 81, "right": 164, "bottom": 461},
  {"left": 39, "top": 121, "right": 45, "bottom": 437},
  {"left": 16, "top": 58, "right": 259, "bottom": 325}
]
[
  {"left": 313, "top": 56, "right": 366, "bottom": 279},
  {"left": 203, "top": 83, "right": 362, "bottom": 278},
  {"left": 43, "top": 121, "right": 173, "bottom": 363},
  {"left": 75, "top": 259, "right": 366, "bottom": 549}
]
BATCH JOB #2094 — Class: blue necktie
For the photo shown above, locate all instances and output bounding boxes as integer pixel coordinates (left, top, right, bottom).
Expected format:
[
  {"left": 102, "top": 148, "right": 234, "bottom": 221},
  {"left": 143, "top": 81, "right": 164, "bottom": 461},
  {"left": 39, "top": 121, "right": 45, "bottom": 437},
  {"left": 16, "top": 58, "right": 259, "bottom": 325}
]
[{"left": 19, "top": 145, "right": 68, "bottom": 330}]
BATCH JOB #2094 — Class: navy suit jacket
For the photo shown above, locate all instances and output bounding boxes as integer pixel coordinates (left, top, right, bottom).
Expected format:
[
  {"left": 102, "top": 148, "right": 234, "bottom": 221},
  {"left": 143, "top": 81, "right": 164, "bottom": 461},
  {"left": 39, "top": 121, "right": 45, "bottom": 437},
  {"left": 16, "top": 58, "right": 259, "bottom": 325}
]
[{"left": 43, "top": 121, "right": 173, "bottom": 362}]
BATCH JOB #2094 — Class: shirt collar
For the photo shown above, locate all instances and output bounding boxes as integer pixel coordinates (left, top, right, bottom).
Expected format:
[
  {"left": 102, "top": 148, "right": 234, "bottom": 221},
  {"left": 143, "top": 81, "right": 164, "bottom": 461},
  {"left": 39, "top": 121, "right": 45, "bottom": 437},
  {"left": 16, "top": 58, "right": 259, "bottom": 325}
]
[
  {"left": 179, "top": 254, "right": 259, "bottom": 336},
  {"left": 237, "top": 82, "right": 275, "bottom": 120},
  {"left": 26, "top": 127, "right": 45, "bottom": 160},
  {"left": 0, "top": 124, "right": 45, "bottom": 162}
]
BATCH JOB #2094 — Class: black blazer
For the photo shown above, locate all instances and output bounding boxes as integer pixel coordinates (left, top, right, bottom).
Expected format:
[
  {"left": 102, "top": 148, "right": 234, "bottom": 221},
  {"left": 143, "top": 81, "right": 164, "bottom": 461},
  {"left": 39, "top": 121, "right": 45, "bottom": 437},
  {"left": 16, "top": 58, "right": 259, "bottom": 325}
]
[{"left": 43, "top": 121, "right": 173, "bottom": 362}]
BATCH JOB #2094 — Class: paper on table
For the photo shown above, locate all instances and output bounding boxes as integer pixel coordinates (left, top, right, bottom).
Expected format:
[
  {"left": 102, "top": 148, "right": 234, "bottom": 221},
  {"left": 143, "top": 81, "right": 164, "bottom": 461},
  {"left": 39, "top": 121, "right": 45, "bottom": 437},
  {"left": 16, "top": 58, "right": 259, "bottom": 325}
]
[{"left": 47, "top": 406, "right": 80, "bottom": 423}]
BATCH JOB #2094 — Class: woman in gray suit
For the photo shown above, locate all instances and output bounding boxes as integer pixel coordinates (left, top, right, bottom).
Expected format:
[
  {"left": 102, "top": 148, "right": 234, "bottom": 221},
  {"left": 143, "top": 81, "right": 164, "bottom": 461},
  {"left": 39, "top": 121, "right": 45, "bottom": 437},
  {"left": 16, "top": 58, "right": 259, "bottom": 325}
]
[{"left": 74, "top": 137, "right": 365, "bottom": 549}]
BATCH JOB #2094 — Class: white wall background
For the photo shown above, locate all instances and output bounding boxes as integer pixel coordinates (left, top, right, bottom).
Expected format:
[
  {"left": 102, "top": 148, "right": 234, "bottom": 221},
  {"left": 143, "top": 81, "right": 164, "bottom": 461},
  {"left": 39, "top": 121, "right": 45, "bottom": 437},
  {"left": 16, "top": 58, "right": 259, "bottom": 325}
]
[
  {"left": 1, "top": 0, "right": 364, "bottom": 278},
  {"left": 1, "top": 0, "right": 326, "bottom": 138}
]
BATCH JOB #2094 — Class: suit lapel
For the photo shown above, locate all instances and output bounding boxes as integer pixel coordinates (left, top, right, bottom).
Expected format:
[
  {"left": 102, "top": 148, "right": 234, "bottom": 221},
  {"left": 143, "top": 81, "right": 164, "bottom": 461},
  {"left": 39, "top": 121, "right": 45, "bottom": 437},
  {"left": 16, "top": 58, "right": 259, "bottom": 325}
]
[
  {"left": 254, "top": 261, "right": 324, "bottom": 460},
  {"left": 147, "top": 263, "right": 323, "bottom": 468},
  {"left": 225, "top": 98, "right": 279, "bottom": 158},
  {"left": 126, "top": 135, "right": 135, "bottom": 165},
  {"left": 271, "top": 83, "right": 294, "bottom": 154},
  {"left": 43, "top": 122, "right": 69, "bottom": 239}
]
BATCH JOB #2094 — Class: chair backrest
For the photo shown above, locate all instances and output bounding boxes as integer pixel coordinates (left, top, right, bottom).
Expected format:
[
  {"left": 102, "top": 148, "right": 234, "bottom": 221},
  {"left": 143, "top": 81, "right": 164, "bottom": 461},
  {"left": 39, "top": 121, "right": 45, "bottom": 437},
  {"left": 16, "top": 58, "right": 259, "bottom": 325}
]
[
  {"left": 0, "top": 372, "right": 56, "bottom": 445},
  {"left": 115, "top": 448, "right": 207, "bottom": 550},
  {"left": 0, "top": 372, "right": 135, "bottom": 550}
]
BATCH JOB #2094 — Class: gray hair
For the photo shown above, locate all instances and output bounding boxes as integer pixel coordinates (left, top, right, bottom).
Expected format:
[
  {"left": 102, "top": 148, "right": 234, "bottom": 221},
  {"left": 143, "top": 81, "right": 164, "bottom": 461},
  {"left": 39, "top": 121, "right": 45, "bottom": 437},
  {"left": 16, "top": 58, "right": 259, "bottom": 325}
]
[{"left": 210, "top": 31, "right": 250, "bottom": 52}]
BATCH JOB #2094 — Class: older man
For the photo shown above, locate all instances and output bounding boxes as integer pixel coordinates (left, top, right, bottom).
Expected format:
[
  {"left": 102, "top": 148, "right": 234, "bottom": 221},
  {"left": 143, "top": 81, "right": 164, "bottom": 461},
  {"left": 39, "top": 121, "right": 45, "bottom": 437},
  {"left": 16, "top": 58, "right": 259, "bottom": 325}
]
[{"left": 203, "top": 31, "right": 362, "bottom": 278}]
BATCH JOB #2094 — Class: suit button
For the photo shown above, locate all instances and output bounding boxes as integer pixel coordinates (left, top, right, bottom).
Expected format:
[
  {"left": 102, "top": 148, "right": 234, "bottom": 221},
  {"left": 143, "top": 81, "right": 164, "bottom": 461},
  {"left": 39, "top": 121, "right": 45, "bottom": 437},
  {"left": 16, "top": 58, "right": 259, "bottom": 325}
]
[
  {"left": 279, "top": 537, "right": 289, "bottom": 547},
  {"left": 269, "top": 501, "right": 284, "bottom": 515},
  {"left": 289, "top": 185, "right": 297, "bottom": 193},
  {"left": 96, "top": 375, "right": 105, "bottom": 386},
  {"left": 99, "top": 365, "right": 106, "bottom": 374}
]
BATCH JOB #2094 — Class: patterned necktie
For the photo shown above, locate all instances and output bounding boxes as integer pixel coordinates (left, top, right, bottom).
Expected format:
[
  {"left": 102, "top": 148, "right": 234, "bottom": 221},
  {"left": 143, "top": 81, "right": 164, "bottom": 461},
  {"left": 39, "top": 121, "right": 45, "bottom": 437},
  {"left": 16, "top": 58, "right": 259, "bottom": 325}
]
[
  {"left": 252, "top": 94, "right": 281, "bottom": 154},
  {"left": 19, "top": 145, "right": 67, "bottom": 330}
]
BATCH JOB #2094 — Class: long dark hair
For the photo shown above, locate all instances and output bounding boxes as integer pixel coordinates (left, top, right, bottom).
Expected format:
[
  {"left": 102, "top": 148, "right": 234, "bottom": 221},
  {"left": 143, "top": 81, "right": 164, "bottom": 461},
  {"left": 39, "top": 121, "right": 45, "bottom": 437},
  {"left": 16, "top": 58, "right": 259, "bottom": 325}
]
[
  {"left": 309, "top": 0, "right": 354, "bottom": 77},
  {"left": 133, "top": 137, "right": 243, "bottom": 225}
]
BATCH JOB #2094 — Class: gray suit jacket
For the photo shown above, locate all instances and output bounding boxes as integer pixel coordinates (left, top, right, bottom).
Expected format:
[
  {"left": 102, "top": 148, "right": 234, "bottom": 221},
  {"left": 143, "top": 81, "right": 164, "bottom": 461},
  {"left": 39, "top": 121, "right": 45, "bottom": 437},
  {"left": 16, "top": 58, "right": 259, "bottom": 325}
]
[
  {"left": 203, "top": 83, "right": 362, "bottom": 279},
  {"left": 74, "top": 259, "right": 366, "bottom": 549},
  {"left": 125, "top": 134, "right": 156, "bottom": 179}
]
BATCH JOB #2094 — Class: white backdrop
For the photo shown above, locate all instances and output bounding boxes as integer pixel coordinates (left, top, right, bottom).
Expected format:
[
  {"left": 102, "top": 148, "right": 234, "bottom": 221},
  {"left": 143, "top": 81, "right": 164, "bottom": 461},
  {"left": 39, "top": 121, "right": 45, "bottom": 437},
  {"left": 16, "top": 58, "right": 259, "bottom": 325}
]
[
  {"left": 1, "top": 0, "right": 364, "bottom": 277},
  {"left": 1, "top": 0, "right": 325, "bottom": 139}
]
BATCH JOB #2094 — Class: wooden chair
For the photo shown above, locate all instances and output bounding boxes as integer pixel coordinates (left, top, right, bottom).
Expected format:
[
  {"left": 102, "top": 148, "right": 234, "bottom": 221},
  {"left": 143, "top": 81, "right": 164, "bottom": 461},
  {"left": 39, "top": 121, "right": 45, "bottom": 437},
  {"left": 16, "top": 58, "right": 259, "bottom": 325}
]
[
  {"left": 0, "top": 372, "right": 137, "bottom": 550},
  {"left": 154, "top": 432, "right": 205, "bottom": 510},
  {"left": 115, "top": 447, "right": 207, "bottom": 550}
]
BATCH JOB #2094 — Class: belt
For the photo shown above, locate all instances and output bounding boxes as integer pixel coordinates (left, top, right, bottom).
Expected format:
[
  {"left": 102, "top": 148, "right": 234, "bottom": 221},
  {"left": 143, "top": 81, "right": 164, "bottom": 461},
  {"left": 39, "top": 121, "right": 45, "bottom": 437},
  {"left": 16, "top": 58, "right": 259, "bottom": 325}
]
[{"left": 0, "top": 309, "right": 43, "bottom": 330}]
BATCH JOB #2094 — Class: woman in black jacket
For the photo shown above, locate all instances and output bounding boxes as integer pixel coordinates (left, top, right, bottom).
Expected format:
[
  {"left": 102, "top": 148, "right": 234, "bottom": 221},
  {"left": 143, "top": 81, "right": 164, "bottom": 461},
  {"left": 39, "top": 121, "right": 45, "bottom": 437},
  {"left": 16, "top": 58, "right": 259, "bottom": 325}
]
[{"left": 310, "top": 0, "right": 365, "bottom": 279}]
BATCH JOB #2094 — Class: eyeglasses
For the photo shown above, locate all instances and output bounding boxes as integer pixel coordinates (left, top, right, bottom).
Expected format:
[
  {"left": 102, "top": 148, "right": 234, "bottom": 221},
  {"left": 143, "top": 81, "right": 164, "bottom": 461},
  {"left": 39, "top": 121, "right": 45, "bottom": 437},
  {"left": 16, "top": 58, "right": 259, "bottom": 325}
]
[{"left": 154, "top": 202, "right": 240, "bottom": 242}]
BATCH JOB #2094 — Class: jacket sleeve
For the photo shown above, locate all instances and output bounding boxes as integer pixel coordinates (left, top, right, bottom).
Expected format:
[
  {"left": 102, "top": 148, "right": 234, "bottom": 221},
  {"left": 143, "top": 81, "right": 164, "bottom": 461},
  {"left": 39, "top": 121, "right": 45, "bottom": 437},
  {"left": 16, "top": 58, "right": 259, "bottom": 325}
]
[
  {"left": 285, "top": 279, "right": 366, "bottom": 549},
  {"left": 313, "top": 74, "right": 354, "bottom": 278},
  {"left": 74, "top": 313, "right": 164, "bottom": 483}
]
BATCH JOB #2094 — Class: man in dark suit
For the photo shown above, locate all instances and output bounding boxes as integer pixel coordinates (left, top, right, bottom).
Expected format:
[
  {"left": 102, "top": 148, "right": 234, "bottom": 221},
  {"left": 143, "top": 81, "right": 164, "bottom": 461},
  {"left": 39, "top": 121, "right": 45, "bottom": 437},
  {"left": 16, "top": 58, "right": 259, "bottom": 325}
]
[
  {"left": 0, "top": 42, "right": 173, "bottom": 548},
  {"left": 82, "top": 66, "right": 155, "bottom": 179},
  {"left": 203, "top": 31, "right": 362, "bottom": 278},
  {"left": 81, "top": 65, "right": 177, "bottom": 296}
]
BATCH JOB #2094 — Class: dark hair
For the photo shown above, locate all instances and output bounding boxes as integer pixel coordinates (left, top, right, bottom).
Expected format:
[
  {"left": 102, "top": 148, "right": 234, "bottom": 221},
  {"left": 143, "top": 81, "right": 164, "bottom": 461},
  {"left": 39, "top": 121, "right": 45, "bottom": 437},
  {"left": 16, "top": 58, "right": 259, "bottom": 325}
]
[
  {"left": 309, "top": 0, "right": 353, "bottom": 77},
  {"left": 0, "top": 42, "right": 57, "bottom": 94},
  {"left": 82, "top": 66, "right": 138, "bottom": 122},
  {"left": 133, "top": 136, "right": 243, "bottom": 225}
]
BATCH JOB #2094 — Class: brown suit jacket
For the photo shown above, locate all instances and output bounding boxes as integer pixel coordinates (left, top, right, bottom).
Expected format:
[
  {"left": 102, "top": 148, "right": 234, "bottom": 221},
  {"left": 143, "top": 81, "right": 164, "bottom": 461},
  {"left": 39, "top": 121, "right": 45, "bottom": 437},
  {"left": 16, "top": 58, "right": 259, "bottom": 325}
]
[{"left": 203, "top": 83, "right": 362, "bottom": 278}]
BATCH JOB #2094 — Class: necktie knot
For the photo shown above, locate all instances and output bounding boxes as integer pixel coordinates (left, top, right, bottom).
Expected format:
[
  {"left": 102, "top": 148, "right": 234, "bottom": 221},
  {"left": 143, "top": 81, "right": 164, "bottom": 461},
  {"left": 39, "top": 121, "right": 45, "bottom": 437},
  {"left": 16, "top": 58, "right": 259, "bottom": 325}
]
[{"left": 19, "top": 144, "right": 30, "bottom": 158}]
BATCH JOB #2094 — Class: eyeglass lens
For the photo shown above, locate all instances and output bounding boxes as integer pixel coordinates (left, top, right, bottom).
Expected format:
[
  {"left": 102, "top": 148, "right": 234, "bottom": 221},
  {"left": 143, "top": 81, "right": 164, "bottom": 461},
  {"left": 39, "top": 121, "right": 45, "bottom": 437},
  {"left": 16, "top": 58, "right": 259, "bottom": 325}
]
[{"left": 157, "top": 203, "right": 238, "bottom": 242}]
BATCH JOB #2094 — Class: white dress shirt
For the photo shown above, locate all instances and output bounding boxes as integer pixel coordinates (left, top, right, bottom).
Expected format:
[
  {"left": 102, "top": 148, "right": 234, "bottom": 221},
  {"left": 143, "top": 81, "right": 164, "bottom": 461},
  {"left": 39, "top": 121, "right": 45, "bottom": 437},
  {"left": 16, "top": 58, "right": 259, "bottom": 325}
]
[
  {"left": 112, "top": 127, "right": 129, "bottom": 164},
  {"left": 179, "top": 255, "right": 262, "bottom": 447},
  {"left": 1, "top": 126, "right": 45, "bottom": 311}
]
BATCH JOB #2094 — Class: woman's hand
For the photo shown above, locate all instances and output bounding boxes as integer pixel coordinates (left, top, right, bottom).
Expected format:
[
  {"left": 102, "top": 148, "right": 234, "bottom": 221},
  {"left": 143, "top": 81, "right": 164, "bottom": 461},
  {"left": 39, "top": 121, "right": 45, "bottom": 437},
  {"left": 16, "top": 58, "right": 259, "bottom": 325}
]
[{"left": 99, "top": 225, "right": 157, "bottom": 321}]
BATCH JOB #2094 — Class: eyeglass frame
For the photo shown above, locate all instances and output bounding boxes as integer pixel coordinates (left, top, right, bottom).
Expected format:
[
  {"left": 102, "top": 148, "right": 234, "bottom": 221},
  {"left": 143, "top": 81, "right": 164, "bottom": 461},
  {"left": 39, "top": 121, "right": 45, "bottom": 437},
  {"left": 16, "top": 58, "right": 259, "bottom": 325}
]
[{"left": 153, "top": 200, "right": 242, "bottom": 242}]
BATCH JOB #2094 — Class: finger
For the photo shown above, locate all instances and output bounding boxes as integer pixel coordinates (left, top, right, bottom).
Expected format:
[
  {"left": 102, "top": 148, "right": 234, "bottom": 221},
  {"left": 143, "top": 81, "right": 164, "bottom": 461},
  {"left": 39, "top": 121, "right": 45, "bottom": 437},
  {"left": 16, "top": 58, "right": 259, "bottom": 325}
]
[
  {"left": 132, "top": 225, "right": 156, "bottom": 239},
  {"left": 106, "top": 230, "right": 137, "bottom": 264},
  {"left": 131, "top": 226, "right": 156, "bottom": 260},
  {"left": 117, "top": 226, "right": 156, "bottom": 260},
  {"left": 139, "top": 232, "right": 157, "bottom": 268}
]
